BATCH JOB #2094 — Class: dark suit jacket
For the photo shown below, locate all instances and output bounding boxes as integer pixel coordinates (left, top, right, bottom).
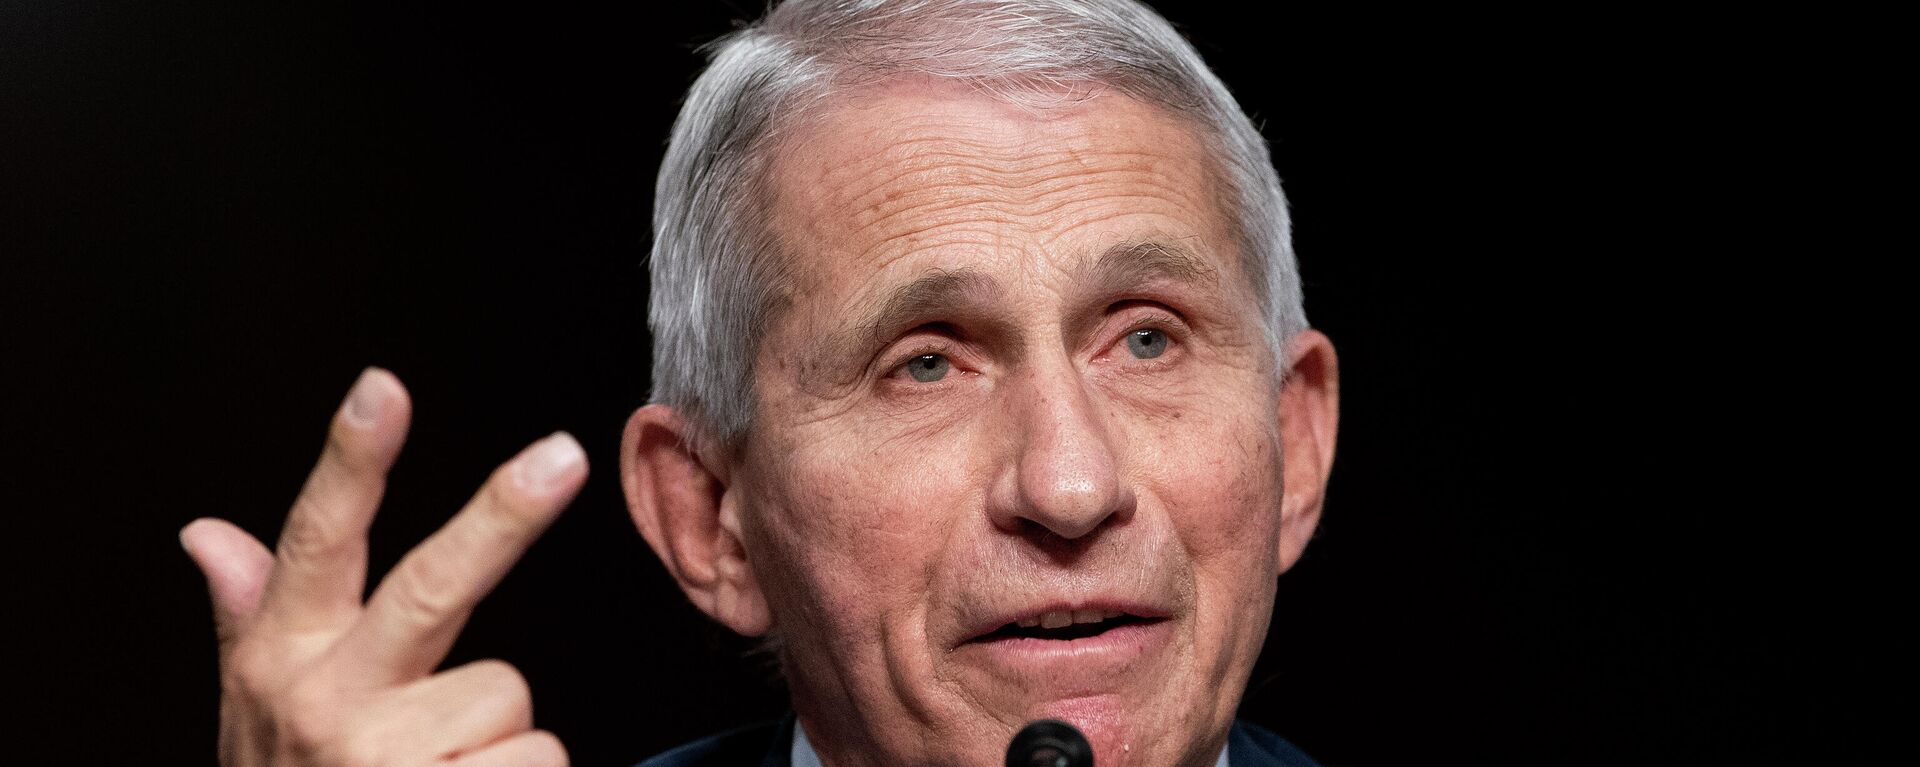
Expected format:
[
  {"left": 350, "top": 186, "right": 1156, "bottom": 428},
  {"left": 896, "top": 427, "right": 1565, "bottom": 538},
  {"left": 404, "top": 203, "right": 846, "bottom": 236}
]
[{"left": 635, "top": 716, "right": 1320, "bottom": 767}]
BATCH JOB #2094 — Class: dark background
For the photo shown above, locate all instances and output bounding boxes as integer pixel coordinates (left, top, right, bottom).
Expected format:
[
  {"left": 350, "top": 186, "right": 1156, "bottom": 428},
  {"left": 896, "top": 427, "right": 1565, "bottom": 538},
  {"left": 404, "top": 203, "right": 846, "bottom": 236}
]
[{"left": 2, "top": 2, "right": 1853, "bottom": 765}]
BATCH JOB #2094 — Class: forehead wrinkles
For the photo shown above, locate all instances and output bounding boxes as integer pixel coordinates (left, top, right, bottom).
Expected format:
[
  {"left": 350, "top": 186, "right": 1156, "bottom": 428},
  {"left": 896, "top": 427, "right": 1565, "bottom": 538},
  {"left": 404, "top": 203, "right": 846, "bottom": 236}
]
[
  {"left": 853, "top": 144, "right": 1217, "bottom": 253},
  {"left": 772, "top": 98, "right": 1228, "bottom": 274},
  {"left": 756, "top": 91, "right": 1247, "bottom": 390}
]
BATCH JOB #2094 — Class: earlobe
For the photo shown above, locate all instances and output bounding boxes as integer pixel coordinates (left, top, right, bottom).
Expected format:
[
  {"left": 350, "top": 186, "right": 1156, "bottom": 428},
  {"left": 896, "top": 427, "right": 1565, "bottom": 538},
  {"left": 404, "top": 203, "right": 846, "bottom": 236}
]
[
  {"left": 1275, "top": 330, "right": 1340, "bottom": 573},
  {"left": 619, "top": 404, "right": 772, "bottom": 636}
]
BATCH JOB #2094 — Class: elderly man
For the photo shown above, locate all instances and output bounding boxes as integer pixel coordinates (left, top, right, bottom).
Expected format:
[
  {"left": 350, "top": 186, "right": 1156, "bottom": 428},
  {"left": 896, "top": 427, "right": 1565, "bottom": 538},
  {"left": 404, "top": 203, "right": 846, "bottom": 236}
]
[{"left": 178, "top": 1, "right": 1339, "bottom": 766}]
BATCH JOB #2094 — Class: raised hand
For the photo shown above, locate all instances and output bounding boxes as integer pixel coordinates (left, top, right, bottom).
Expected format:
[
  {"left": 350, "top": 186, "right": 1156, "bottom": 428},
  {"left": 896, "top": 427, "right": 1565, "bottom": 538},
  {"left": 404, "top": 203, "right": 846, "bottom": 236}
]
[{"left": 180, "top": 368, "right": 583, "bottom": 766}]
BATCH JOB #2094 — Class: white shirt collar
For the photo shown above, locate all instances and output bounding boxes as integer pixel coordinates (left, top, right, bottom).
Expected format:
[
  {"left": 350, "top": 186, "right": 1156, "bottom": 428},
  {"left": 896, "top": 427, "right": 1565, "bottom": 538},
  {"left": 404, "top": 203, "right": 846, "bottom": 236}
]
[
  {"left": 791, "top": 720, "right": 1230, "bottom": 767},
  {"left": 791, "top": 723, "right": 824, "bottom": 767}
]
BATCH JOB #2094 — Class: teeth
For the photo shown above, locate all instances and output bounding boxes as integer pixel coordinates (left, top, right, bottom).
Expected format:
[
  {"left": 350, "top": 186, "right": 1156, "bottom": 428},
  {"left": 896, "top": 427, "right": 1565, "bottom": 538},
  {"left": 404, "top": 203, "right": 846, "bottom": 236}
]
[
  {"left": 1000, "top": 605, "right": 1140, "bottom": 635},
  {"left": 1018, "top": 609, "right": 1126, "bottom": 630}
]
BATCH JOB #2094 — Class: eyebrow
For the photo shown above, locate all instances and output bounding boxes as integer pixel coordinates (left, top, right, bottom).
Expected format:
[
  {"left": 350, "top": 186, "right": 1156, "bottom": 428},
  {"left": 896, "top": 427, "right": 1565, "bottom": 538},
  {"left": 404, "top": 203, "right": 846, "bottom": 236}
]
[
  {"left": 857, "top": 267, "right": 1003, "bottom": 348},
  {"left": 812, "top": 239, "right": 1220, "bottom": 376},
  {"left": 807, "top": 267, "right": 1004, "bottom": 378},
  {"left": 1079, "top": 239, "right": 1219, "bottom": 300}
]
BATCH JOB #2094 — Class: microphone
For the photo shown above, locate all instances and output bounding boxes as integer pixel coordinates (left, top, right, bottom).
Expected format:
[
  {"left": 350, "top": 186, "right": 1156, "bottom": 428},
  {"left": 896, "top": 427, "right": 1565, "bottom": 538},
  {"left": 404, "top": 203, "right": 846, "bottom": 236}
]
[{"left": 1006, "top": 719, "right": 1094, "bottom": 767}]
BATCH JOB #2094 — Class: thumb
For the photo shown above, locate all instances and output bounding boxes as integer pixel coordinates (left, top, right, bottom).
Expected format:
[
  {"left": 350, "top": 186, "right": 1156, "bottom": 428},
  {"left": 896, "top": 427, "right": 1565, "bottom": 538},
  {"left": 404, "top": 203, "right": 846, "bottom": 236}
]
[{"left": 180, "top": 517, "right": 274, "bottom": 651}]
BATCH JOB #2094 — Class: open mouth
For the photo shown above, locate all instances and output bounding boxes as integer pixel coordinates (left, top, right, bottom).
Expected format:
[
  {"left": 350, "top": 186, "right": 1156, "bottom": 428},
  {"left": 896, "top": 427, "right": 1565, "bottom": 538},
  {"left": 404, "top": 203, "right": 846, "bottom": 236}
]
[{"left": 973, "top": 610, "right": 1161, "bottom": 642}]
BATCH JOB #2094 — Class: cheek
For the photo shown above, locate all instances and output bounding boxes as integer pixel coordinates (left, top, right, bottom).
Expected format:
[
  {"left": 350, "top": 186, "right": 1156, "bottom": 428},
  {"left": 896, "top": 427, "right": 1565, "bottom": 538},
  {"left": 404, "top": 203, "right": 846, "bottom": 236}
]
[
  {"left": 744, "top": 424, "right": 978, "bottom": 650},
  {"left": 1122, "top": 389, "right": 1286, "bottom": 574},
  {"left": 1150, "top": 414, "right": 1286, "bottom": 687}
]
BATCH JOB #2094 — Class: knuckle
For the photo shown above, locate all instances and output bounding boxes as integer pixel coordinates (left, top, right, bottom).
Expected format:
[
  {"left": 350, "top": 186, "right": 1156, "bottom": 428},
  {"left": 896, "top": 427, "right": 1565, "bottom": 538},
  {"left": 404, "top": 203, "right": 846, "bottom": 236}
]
[
  {"left": 388, "top": 566, "right": 464, "bottom": 628},
  {"left": 463, "top": 659, "right": 533, "bottom": 733},
  {"left": 525, "top": 730, "right": 569, "bottom": 767},
  {"left": 278, "top": 495, "right": 348, "bottom": 559},
  {"left": 471, "top": 659, "right": 530, "bottom": 699}
]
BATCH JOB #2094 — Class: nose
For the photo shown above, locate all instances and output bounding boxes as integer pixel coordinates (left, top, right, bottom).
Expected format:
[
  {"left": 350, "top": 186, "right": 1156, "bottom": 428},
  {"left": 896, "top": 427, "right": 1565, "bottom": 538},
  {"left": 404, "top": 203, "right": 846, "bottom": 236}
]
[{"left": 988, "top": 364, "right": 1135, "bottom": 541}]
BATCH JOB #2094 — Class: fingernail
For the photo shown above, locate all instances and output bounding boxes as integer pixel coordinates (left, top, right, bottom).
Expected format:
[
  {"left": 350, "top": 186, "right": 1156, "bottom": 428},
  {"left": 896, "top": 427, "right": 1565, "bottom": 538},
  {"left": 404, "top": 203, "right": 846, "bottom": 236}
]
[
  {"left": 516, "top": 432, "right": 585, "bottom": 493},
  {"left": 343, "top": 368, "right": 384, "bottom": 428}
]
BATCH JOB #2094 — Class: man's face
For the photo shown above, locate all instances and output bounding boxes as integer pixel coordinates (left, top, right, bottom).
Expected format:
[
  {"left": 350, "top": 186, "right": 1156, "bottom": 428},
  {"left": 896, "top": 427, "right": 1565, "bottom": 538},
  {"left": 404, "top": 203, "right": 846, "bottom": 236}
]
[{"left": 726, "top": 82, "right": 1321, "bottom": 767}]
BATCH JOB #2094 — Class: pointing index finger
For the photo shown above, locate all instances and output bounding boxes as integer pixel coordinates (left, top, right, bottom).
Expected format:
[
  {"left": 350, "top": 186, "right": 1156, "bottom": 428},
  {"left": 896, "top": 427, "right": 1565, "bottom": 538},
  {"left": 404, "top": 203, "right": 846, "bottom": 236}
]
[{"left": 342, "top": 431, "right": 588, "bottom": 683}]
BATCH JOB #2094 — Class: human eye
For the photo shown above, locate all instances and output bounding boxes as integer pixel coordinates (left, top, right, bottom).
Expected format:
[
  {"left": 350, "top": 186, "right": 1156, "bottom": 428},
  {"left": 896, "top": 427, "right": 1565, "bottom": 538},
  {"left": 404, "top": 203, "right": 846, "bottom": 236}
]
[
  {"left": 899, "top": 353, "right": 951, "bottom": 382},
  {"left": 1104, "top": 306, "right": 1190, "bottom": 366},
  {"left": 1123, "top": 327, "right": 1170, "bottom": 359},
  {"left": 880, "top": 339, "right": 963, "bottom": 387}
]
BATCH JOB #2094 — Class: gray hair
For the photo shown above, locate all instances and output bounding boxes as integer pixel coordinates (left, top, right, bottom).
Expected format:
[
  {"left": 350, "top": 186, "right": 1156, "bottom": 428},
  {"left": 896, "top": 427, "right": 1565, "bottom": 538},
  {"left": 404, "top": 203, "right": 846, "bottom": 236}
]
[{"left": 648, "top": 0, "right": 1307, "bottom": 458}]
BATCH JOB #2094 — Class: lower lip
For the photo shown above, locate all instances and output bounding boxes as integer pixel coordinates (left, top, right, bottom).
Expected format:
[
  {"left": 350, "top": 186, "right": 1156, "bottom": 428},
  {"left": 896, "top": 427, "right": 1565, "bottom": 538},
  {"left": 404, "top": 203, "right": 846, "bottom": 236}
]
[{"left": 956, "top": 620, "right": 1172, "bottom": 687}]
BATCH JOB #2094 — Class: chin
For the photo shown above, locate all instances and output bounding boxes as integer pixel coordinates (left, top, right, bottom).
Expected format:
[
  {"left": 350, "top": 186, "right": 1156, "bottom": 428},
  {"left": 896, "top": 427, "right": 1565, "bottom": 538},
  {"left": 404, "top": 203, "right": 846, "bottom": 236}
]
[{"left": 1028, "top": 699, "right": 1218, "bottom": 767}]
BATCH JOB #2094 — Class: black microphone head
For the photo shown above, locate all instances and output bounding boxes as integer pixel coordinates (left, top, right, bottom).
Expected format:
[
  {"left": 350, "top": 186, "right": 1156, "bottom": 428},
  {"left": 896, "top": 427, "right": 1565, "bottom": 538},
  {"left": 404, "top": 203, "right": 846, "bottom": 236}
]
[{"left": 1006, "top": 719, "right": 1094, "bottom": 767}]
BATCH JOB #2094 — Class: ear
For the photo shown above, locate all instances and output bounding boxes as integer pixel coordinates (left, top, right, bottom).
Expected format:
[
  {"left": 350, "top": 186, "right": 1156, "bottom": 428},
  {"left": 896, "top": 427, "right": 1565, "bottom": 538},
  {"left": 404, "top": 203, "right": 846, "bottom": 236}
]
[
  {"left": 619, "top": 404, "right": 771, "bottom": 636},
  {"left": 1276, "top": 329, "right": 1340, "bottom": 573}
]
